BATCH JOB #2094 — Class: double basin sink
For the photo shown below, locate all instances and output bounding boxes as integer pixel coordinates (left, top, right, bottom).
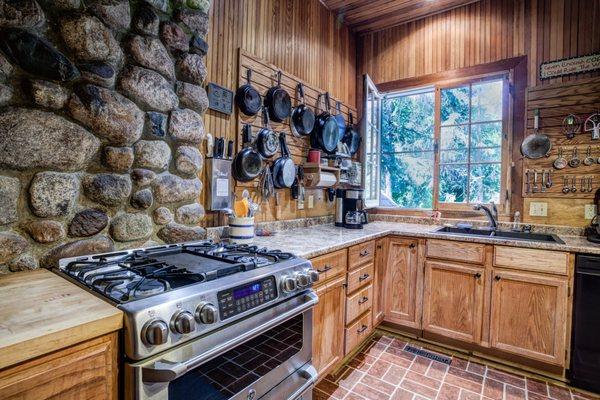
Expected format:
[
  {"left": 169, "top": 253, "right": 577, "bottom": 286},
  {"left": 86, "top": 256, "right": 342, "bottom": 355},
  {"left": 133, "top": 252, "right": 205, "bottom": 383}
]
[{"left": 435, "top": 226, "right": 565, "bottom": 244}]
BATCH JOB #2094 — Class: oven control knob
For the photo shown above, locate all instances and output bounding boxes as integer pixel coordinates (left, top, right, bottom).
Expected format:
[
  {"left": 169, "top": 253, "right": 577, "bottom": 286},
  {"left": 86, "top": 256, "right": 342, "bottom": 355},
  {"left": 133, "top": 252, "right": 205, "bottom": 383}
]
[
  {"left": 295, "top": 272, "right": 311, "bottom": 288},
  {"left": 281, "top": 275, "right": 297, "bottom": 292},
  {"left": 196, "top": 303, "right": 218, "bottom": 324},
  {"left": 172, "top": 311, "right": 196, "bottom": 334},
  {"left": 306, "top": 268, "right": 319, "bottom": 283},
  {"left": 143, "top": 319, "right": 168, "bottom": 346}
]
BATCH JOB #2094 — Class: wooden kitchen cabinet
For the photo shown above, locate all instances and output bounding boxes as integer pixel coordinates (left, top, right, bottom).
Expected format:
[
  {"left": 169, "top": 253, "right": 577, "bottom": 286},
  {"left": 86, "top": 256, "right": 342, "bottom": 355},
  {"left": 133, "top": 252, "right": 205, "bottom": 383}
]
[
  {"left": 312, "top": 275, "right": 346, "bottom": 377},
  {"left": 372, "top": 238, "right": 387, "bottom": 326},
  {"left": 489, "top": 269, "right": 568, "bottom": 366},
  {"left": 0, "top": 333, "right": 118, "bottom": 400},
  {"left": 383, "top": 237, "right": 421, "bottom": 329},
  {"left": 422, "top": 260, "right": 485, "bottom": 344}
]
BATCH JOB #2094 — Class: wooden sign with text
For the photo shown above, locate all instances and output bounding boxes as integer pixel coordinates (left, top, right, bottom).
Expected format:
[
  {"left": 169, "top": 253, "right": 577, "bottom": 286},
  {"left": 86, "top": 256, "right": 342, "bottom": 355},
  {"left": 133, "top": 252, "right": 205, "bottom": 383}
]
[{"left": 540, "top": 53, "right": 600, "bottom": 80}]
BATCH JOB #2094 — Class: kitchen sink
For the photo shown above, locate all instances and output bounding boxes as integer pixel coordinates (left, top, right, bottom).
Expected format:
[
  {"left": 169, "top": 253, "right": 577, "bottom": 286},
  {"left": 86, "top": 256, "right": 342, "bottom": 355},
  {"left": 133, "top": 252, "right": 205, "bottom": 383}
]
[{"left": 435, "top": 226, "right": 565, "bottom": 244}]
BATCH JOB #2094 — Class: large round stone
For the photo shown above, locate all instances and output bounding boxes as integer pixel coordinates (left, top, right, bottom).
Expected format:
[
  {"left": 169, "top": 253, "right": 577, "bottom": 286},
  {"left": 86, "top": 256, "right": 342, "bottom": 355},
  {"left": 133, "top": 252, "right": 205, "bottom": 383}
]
[
  {"left": 0, "top": 232, "right": 28, "bottom": 264},
  {"left": 133, "top": 140, "right": 171, "bottom": 171},
  {"left": 0, "top": 0, "right": 45, "bottom": 28},
  {"left": 152, "top": 173, "right": 201, "bottom": 204},
  {"left": 131, "top": 168, "right": 156, "bottom": 187},
  {"left": 47, "top": 0, "right": 81, "bottom": 10},
  {"left": 144, "top": 0, "right": 168, "bottom": 12},
  {"left": 131, "top": 188, "right": 153, "bottom": 209},
  {"left": 145, "top": 111, "right": 168, "bottom": 138},
  {"left": 176, "top": 81, "right": 208, "bottom": 113},
  {"left": 104, "top": 146, "right": 134, "bottom": 172},
  {"left": 59, "top": 14, "right": 122, "bottom": 64},
  {"left": 69, "top": 209, "right": 108, "bottom": 237},
  {"left": 153, "top": 206, "right": 173, "bottom": 225},
  {"left": 168, "top": 108, "right": 205, "bottom": 144},
  {"left": 78, "top": 62, "right": 115, "bottom": 88},
  {"left": 83, "top": 173, "right": 132, "bottom": 206},
  {"left": 190, "top": 35, "right": 209, "bottom": 56},
  {"left": 30, "top": 80, "right": 70, "bottom": 110},
  {"left": 175, "top": 202, "right": 204, "bottom": 225},
  {"left": 41, "top": 236, "right": 114, "bottom": 268},
  {"left": 0, "top": 108, "right": 99, "bottom": 171},
  {"left": 110, "top": 213, "right": 152, "bottom": 242},
  {"left": 0, "top": 52, "right": 13, "bottom": 79},
  {"left": 0, "top": 175, "right": 19, "bottom": 225},
  {"left": 128, "top": 36, "right": 175, "bottom": 81},
  {"left": 88, "top": 0, "right": 131, "bottom": 31},
  {"left": 175, "top": 8, "right": 209, "bottom": 37},
  {"left": 118, "top": 66, "right": 178, "bottom": 112},
  {"left": 24, "top": 220, "right": 65, "bottom": 243},
  {"left": 7, "top": 253, "right": 38, "bottom": 272},
  {"left": 176, "top": 53, "right": 207, "bottom": 85},
  {"left": 133, "top": 4, "right": 159, "bottom": 36},
  {"left": 160, "top": 22, "right": 189, "bottom": 53},
  {"left": 175, "top": 145, "right": 202, "bottom": 175},
  {"left": 0, "top": 83, "right": 11, "bottom": 106},
  {"left": 157, "top": 222, "right": 205, "bottom": 243},
  {"left": 69, "top": 85, "right": 144, "bottom": 146},
  {"left": 0, "top": 28, "right": 79, "bottom": 82},
  {"left": 29, "top": 172, "right": 79, "bottom": 218}
]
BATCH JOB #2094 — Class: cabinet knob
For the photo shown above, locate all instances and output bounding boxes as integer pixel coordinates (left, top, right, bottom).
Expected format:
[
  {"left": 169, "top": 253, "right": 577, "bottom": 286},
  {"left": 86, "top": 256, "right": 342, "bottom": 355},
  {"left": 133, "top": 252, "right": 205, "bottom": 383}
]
[
  {"left": 494, "top": 275, "right": 502, "bottom": 281},
  {"left": 409, "top": 243, "right": 416, "bottom": 249},
  {"left": 360, "top": 250, "right": 370, "bottom": 257},
  {"left": 474, "top": 272, "right": 482, "bottom": 279}
]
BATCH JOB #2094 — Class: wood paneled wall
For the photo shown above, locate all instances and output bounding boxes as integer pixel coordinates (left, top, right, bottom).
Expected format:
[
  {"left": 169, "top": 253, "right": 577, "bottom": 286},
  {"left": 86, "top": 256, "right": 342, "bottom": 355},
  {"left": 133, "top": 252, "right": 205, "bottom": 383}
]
[{"left": 203, "top": 0, "right": 357, "bottom": 226}]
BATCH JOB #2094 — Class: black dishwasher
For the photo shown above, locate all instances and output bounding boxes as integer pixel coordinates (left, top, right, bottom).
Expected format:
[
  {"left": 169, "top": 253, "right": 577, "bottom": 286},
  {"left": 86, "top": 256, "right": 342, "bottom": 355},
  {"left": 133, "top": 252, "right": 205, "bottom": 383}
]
[{"left": 571, "top": 254, "right": 600, "bottom": 393}]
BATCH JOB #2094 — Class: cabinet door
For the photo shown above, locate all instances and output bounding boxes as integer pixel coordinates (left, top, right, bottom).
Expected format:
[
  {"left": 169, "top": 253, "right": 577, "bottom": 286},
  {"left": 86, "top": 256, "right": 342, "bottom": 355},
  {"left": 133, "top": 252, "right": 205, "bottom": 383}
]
[
  {"left": 384, "top": 237, "right": 420, "bottom": 328},
  {"left": 489, "top": 269, "right": 568, "bottom": 366},
  {"left": 372, "top": 238, "right": 387, "bottom": 326},
  {"left": 313, "top": 276, "right": 346, "bottom": 377},
  {"left": 422, "top": 261, "right": 485, "bottom": 343}
]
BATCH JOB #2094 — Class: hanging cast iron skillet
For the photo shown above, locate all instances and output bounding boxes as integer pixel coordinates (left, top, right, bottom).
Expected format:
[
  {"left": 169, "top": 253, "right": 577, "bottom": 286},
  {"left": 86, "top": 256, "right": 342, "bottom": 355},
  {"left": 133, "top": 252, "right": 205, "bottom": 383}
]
[
  {"left": 235, "top": 69, "right": 262, "bottom": 116},
  {"left": 343, "top": 112, "right": 362, "bottom": 156},
  {"left": 334, "top": 101, "right": 346, "bottom": 142},
  {"left": 256, "top": 107, "right": 279, "bottom": 158},
  {"left": 264, "top": 70, "right": 291, "bottom": 123},
  {"left": 311, "top": 92, "right": 339, "bottom": 154},
  {"left": 271, "top": 132, "right": 296, "bottom": 188},
  {"left": 232, "top": 125, "right": 263, "bottom": 182},
  {"left": 290, "top": 83, "right": 315, "bottom": 136}
]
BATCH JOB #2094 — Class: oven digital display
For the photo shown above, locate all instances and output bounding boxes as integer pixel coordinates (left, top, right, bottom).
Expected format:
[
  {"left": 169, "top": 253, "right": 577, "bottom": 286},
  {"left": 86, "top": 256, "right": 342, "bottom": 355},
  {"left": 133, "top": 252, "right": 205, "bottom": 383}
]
[{"left": 233, "top": 283, "right": 262, "bottom": 300}]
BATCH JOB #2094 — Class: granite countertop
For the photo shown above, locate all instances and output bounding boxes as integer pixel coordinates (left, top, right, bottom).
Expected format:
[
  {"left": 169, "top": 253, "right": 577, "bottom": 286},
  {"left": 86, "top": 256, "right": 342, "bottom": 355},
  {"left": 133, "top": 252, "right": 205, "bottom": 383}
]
[{"left": 247, "top": 221, "right": 600, "bottom": 259}]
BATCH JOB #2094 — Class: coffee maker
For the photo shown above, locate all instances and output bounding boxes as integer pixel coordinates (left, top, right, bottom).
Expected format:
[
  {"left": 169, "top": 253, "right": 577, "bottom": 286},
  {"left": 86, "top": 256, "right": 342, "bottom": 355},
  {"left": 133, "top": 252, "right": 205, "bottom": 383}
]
[
  {"left": 335, "top": 189, "right": 368, "bottom": 229},
  {"left": 585, "top": 188, "right": 600, "bottom": 243}
]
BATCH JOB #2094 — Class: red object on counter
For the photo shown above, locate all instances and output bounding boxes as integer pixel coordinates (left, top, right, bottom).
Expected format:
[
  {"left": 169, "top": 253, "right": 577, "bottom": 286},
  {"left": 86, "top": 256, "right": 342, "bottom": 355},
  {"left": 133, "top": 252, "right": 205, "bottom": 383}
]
[{"left": 307, "top": 149, "right": 320, "bottom": 163}]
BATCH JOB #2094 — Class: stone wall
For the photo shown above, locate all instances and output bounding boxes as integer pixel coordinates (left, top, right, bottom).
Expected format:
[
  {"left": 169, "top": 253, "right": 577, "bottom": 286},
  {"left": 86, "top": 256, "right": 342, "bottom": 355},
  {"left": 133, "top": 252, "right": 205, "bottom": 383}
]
[{"left": 0, "top": 0, "right": 211, "bottom": 273}]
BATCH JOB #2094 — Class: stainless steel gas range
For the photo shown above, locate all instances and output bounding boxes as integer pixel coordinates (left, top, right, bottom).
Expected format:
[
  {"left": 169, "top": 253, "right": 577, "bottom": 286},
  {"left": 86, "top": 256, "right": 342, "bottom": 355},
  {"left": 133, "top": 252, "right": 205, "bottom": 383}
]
[{"left": 56, "top": 241, "right": 319, "bottom": 400}]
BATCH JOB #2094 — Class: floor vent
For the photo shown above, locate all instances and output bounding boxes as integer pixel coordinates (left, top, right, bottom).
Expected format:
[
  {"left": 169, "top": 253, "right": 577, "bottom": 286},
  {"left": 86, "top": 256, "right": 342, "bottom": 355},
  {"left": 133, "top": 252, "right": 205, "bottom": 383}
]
[{"left": 404, "top": 345, "right": 452, "bottom": 365}]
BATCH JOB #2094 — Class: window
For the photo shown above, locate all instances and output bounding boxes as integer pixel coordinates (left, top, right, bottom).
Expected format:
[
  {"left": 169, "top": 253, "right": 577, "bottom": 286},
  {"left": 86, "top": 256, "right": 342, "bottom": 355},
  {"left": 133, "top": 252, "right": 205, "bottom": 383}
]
[{"left": 363, "top": 73, "right": 511, "bottom": 212}]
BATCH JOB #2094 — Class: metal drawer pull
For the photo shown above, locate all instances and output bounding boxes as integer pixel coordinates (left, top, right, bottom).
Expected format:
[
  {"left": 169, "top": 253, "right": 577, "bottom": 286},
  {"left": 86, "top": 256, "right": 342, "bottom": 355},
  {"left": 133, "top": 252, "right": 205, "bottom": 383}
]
[
  {"left": 409, "top": 243, "right": 416, "bottom": 249},
  {"left": 358, "top": 273, "right": 370, "bottom": 281},
  {"left": 357, "top": 325, "right": 368, "bottom": 334},
  {"left": 317, "top": 265, "right": 332, "bottom": 273},
  {"left": 358, "top": 296, "right": 369, "bottom": 304},
  {"left": 474, "top": 272, "right": 482, "bottom": 279},
  {"left": 359, "top": 250, "right": 370, "bottom": 257},
  {"left": 494, "top": 275, "right": 502, "bottom": 281}
]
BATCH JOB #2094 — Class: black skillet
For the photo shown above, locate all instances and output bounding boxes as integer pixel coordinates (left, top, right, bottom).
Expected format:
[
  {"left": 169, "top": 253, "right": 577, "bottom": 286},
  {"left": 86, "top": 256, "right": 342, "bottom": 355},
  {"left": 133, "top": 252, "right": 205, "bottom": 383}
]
[
  {"left": 264, "top": 70, "right": 291, "bottom": 123},
  {"left": 232, "top": 125, "right": 263, "bottom": 182},
  {"left": 256, "top": 107, "right": 279, "bottom": 158},
  {"left": 271, "top": 132, "right": 296, "bottom": 188},
  {"left": 235, "top": 69, "right": 261, "bottom": 116},
  {"left": 311, "top": 92, "right": 339, "bottom": 154},
  {"left": 343, "top": 112, "right": 362, "bottom": 156},
  {"left": 290, "top": 83, "right": 315, "bottom": 136}
]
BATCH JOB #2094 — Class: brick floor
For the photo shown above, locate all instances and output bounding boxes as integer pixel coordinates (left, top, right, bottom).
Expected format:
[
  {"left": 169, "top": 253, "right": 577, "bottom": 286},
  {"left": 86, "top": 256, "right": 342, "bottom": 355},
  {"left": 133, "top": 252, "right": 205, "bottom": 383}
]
[{"left": 314, "top": 334, "right": 599, "bottom": 400}]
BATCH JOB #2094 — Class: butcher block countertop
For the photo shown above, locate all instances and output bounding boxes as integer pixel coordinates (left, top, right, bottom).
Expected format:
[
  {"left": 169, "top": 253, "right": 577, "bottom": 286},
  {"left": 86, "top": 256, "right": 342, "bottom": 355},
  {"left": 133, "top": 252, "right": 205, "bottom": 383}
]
[{"left": 0, "top": 269, "right": 122, "bottom": 370}]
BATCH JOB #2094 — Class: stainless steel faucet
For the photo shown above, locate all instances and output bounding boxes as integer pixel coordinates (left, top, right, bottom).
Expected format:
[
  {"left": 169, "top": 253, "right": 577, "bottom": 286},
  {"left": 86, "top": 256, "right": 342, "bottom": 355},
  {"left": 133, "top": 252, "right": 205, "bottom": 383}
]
[{"left": 473, "top": 201, "right": 498, "bottom": 230}]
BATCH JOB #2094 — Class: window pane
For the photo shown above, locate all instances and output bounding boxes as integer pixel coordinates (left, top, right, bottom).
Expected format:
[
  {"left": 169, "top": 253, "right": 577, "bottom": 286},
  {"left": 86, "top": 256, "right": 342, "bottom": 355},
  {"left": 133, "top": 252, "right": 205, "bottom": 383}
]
[
  {"left": 471, "top": 122, "right": 502, "bottom": 147},
  {"left": 441, "top": 86, "right": 469, "bottom": 126},
  {"left": 382, "top": 92, "right": 435, "bottom": 152},
  {"left": 381, "top": 151, "right": 434, "bottom": 209},
  {"left": 440, "top": 125, "right": 468, "bottom": 149},
  {"left": 471, "top": 80, "right": 503, "bottom": 122},
  {"left": 469, "top": 164, "right": 501, "bottom": 203},
  {"left": 439, "top": 165, "right": 468, "bottom": 203},
  {"left": 440, "top": 150, "right": 468, "bottom": 164},
  {"left": 471, "top": 147, "right": 501, "bottom": 163}
]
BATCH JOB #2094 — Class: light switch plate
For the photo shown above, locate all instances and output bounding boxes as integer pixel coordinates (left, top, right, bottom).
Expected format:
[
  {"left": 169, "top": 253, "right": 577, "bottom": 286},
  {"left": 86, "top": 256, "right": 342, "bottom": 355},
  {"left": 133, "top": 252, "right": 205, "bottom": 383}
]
[
  {"left": 585, "top": 204, "right": 596, "bottom": 220},
  {"left": 529, "top": 202, "right": 548, "bottom": 217},
  {"left": 308, "top": 195, "right": 314, "bottom": 209}
]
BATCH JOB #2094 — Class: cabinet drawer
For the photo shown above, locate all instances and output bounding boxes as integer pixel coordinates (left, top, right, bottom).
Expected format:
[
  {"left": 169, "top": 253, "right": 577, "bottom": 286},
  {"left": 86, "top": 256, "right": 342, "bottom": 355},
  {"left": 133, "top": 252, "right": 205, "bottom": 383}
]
[
  {"left": 345, "top": 312, "right": 372, "bottom": 355},
  {"left": 426, "top": 239, "right": 486, "bottom": 264},
  {"left": 346, "top": 263, "right": 374, "bottom": 294},
  {"left": 494, "top": 246, "right": 568, "bottom": 275},
  {"left": 346, "top": 284, "right": 373, "bottom": 324},
  {"left": 311, "top": 249, "right": 347, "bottom": 285},
  {"left": 348, "top": 241, "right": 375, "bottom": 269}
]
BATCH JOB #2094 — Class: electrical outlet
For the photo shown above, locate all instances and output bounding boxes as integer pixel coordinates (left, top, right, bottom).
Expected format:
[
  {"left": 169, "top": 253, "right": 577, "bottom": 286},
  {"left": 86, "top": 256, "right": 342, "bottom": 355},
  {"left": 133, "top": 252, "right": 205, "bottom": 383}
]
[
  {"left": 529, "top": 202, "right": 548, "bottom": 217},
  {"left": 585, "top": 204, "right": 597, "bottom": 220},
  {"left": 298, "top": 198, "right": 304, "bottom": 210},
  {"left": 308, "top": 195, "right": 314, "bottom": 209}
]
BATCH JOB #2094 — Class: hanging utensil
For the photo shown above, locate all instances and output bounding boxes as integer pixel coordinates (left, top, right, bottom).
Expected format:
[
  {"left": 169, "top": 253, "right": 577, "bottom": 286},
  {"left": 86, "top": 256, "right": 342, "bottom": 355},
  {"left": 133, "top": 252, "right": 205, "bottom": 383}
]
[
  {"left": 571, "top": 177, "right": 578, "bottom": 193},
  {"left": 271, "top": 132, "right": 296, "bottom": 189},
  {"left": 585, "top": 113, "right": 600, "bottom": 140},
  {"left": 546, "top": 170, "right": 552, "bottom": 188},
  {"left": 521, "top": 109, "right": 551, "bottom": 159},
  {"left": 334, "top": 101, "right": 346, "bottom": 142},
  {"left": 290, "top": 83, "right": 315, "bottom": 137},
  {"left": 311, "top": 92, "right": 340, "bottom": 154},
  {"left": 235, "top": 69, "right": 262, "bottom": 116},
  {"left": 533, "top": 170, "right": 539, "bottom": 193},
  {"left": 584, "top": 146, "right": 595, "bottom": 166},
  {"left": 264, "top": 70, "right": 291, "bottom": 123},
  {"left": 562, "top": 176, "right": 570, "bottom": 194},
  {"left": 569, "top": 147, "right": 581, "bottom": 168},
  {"left": 343, "top": 112, "right": 362, "bottom": 156},
  {"left": 525, "top": 170, "right": 530, "bottom": 194},
  {"left": 588, "top": 177, "right": 593, "bottom": 192},
  {"left": 256, "top": 107, "right": 279, "bottom": 159},
  {"left": 553, "top": 147, "right": 567, "bottom": 169},
  {"left": 541, "top": 170, "right": 546, "bottom": 193},
  {"left": 232, "top": 125, "right": 263, "bottom": 182},
  {"left": 563, "top": 114, "right": 582, "bottom": 139},
  {"left": 582, "top": 177, "right": 587, "bottom": 192}
]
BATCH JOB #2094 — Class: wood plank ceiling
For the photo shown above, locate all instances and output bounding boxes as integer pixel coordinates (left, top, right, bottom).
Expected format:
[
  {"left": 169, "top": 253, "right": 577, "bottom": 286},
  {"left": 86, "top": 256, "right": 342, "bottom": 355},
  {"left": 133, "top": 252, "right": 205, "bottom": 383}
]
[{"left": 320, "top": 0, "right": 482, "bottom": 33}]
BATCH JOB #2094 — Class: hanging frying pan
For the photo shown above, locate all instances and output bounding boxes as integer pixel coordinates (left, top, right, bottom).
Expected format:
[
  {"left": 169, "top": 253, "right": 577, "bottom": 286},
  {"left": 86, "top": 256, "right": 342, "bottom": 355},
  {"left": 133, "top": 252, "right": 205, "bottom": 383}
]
[
  {"left": 232, "top": 125, "right": 263, "bottom": 182},
  {"left": 271, "top": 132, "right": 296, "bottom": 188},
  {"left": 264, "top": 70, "right": 291, "bottom": 123},
  {"left": 311, "top": 92, "right": 339, "bottom": 154},
  {"left": 234, "top": 69, "right": 262, "bottom": 116},
  {"left": 290, "top": 83, "right": 315, "bottom": 137},
  {"left": 521, "top": 109, "right": 552, "bottom": 159},
  {"left": 256, "top": 107, "right": 279, "bottom": 158},
  {"left": 334, "top": 101, "right": 346, "bottom": 142},
  {"left": 343, "top": 112, "right": 362, "bottom": 156}
]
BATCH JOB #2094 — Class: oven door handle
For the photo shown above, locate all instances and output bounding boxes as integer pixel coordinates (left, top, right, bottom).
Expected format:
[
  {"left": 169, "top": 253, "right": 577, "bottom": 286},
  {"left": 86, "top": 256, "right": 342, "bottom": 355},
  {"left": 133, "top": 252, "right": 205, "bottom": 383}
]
[{"left": 141, "top": 291, "right": 319, "bottom": 383}]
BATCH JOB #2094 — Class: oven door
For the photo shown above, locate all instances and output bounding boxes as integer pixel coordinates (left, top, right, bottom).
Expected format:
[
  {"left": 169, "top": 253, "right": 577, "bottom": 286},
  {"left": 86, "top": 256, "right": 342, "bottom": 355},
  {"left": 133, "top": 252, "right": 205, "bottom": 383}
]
[{"left": 126, "top": 291, "right": 318, "bottom": 400}]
